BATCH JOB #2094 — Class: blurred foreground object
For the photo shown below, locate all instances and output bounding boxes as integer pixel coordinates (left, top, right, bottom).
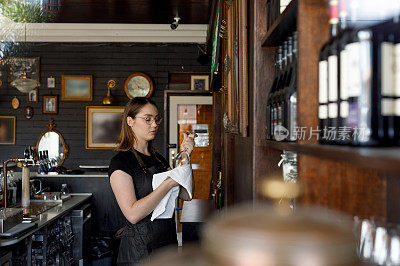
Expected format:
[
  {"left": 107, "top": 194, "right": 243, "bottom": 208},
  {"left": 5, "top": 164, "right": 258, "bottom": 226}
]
[
  {"left": 140, "top": 245, "right": 211, "bottom": 266},
  {"left": 143, "top": 203, "right": 359, "bottom": 266},
  {"left": 202, "top": 204, "right": 359, "bottom": 266}
]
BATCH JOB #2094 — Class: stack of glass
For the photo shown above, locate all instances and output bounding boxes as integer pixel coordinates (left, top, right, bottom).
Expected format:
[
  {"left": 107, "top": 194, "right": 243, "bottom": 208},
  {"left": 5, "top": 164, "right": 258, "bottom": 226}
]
[{"left": 354, "top": 216, "right": 400, "bottom": 265}]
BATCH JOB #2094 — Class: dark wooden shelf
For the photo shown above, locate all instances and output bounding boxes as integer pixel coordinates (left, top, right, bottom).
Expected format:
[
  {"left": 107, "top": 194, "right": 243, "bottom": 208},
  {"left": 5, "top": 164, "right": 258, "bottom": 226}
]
[
  {"left": 264, "top": 140, "right": 400, "bottom": 173},
  {"left": 261, "top": 0, "right": 298, "bottom": 47},
  {"left": 263, "top": 140, "right": 299, "bottom": 150}
]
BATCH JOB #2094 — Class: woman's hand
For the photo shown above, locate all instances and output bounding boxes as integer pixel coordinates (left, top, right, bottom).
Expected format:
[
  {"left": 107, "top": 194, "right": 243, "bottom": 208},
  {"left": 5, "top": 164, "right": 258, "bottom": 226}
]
[
  {"left": 164, "top": 177, "right": 179, "bottom": 189},
  {"left": 180, "top": 132, "right": 196, "bottom": 155}
]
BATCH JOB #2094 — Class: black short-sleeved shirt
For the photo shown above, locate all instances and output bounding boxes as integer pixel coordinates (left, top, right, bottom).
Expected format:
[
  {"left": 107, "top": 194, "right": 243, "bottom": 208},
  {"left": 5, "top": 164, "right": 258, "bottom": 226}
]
[
  {"left": 108, "top": 149, "right": 177, "bottom": 265},
  {"left": 108, "top": 150, "right": 169, "bottom": 200}
]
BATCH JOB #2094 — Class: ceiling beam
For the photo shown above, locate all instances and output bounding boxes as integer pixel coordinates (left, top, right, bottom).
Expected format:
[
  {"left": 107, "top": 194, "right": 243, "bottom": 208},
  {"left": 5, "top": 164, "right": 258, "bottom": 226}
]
[{"left": 0, "top": 22, "right": 208, "bottom": 43}]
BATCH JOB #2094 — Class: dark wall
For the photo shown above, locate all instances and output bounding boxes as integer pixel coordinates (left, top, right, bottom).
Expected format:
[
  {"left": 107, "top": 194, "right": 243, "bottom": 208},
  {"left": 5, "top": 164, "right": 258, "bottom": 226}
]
[
  {"left": 0, "top": 42, "right": 209, "bottom": 167},
  {"left": 0, "top": 42, "right": 210, "bottom": 232}
]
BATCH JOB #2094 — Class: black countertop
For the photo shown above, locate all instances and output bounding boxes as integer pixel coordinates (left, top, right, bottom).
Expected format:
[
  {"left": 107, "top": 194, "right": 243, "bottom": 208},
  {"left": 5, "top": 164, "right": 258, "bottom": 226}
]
[{"left": 0, "top": 193, "right": 92, "bottom": 247}]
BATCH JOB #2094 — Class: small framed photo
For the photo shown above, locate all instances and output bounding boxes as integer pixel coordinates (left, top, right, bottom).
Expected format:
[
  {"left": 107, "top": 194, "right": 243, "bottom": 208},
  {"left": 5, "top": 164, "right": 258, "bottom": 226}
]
[
  {"left": 24, "top": 106, "right": 34, "bottom": 120},
  {"left": 47, "top": 77, "right": 55, "bottom": 88},
  {"left": 27, "top": 88, "right": 38, "bottom": 102},
  {"left": 86, "top": 106, "right": 124, "bottom": 149},
  {"left": 62, "top": 75, "right": 93, "bottom": 101},
  {"left": 43, "top": 95, "right": 58, "bottom": 114},
  {"left": 0, "top": 116, "right": 15, "bottom": 145},
  {"left": 191, "top": 75, "right": 209, "bottom": 91}
]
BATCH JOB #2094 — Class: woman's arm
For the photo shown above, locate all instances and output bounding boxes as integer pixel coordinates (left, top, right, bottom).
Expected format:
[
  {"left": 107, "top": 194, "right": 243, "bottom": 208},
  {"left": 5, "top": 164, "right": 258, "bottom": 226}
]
[{"left": 110, "top": 170, "right": 178, "bottom": 224}]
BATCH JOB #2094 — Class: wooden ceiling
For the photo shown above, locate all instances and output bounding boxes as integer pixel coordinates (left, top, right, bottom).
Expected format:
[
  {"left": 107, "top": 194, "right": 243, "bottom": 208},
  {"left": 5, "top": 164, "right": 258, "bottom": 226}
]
[{"left": 55, "top": 0, "right": 212, "bottom": 24}]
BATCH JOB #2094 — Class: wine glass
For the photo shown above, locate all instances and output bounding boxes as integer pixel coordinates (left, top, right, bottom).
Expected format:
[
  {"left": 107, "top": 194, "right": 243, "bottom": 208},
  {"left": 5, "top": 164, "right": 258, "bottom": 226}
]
[
  {"left": 359, "top": 218, "right": 375, "bottom": 262},
  {"left": 387, "top": 223, "right": 400, "bottom": 265},
  {"left": 173, "top": 131, "right": 195, "bottom": 167}
]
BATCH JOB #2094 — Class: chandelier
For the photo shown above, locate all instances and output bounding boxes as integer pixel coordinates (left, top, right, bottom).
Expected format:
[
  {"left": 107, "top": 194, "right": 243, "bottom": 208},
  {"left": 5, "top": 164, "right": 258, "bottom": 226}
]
[{"left": 10, "top": 23, "right": 39, "bottom": 93}]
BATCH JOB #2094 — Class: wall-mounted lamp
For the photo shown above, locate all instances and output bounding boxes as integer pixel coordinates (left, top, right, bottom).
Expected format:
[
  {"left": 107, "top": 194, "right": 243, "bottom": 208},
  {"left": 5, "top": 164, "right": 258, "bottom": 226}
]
[{"left": 102, "top": 79, "right": 116, "bottom": 105}]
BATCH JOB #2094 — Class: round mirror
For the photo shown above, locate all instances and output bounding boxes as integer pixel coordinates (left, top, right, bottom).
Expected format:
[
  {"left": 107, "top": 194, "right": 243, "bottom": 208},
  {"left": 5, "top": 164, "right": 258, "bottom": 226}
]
[{"left": 36, "top": 119, "right": 68, "bottom": 167}]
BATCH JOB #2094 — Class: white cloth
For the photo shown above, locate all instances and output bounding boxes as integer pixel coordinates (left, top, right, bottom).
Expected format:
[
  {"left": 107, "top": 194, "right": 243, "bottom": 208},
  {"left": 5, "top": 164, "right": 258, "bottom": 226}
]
[{"left": 151, "top": 164, "right": 193, "bottom": 221}]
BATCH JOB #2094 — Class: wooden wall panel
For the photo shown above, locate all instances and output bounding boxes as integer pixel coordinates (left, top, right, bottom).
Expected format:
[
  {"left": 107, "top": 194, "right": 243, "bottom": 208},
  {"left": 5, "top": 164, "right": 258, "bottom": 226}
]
[
  {"left": 250, "top": 0, "right": 285, "bottom": 202},
  {"left": 299, "top": 155, "right": 387, "bottom": 219},
  {"left": 297, "top": 0, "right": 329, "bottom": 144},
  {"left": 387, "top": 175, "right": 400, "bottom": 223}
]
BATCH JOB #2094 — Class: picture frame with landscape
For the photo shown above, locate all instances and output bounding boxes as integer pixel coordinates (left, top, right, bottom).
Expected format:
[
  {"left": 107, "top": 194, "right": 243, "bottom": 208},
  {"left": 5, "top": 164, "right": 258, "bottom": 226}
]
[
  {"left": 62, "top": 75, "right": 92, "bottom": 101},
  {"left": 86, "top": 106, "right": 125, "bottom": 149}
]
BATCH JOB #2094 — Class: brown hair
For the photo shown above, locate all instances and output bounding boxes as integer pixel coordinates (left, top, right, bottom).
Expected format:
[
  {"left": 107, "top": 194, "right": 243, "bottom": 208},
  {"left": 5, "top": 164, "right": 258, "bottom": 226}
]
[{"left": 116, "top": 97, "right": 158, "bottom": 151}]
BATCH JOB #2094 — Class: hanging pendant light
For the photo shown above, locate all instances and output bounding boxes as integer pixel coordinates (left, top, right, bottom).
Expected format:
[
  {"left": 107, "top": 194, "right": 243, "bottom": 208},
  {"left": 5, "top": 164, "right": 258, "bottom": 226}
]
[
  {"left": 11, "top": 71, "right": 39, "bottom": 93},
  {"left": 10, "top": 23, "right": 39, "bottom": 93}
]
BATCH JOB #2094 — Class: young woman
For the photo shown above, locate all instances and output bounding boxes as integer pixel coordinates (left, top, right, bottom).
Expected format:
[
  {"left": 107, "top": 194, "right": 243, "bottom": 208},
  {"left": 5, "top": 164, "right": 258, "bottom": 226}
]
[{"left": 109, "top": 97, "right": 194, "bottom": 265}]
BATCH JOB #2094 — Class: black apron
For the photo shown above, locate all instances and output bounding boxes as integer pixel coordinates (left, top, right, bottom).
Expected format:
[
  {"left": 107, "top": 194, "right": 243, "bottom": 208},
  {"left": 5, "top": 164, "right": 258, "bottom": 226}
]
[{"left": 117, "top": 150, "right": 177, "bottom": 265}]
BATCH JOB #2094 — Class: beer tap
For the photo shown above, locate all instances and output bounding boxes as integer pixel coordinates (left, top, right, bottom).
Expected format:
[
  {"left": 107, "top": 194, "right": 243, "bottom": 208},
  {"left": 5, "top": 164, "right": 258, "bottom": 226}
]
[{"left": 2, "top": 146, "right": 37, "bottom": 209}]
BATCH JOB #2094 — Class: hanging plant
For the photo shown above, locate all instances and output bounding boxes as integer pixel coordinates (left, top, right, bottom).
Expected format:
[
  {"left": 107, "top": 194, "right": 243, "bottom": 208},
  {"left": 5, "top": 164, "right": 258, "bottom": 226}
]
[
  {"left": 0, "top": 0, "right": 56, "bottom": 65},
  {"left": 0, "top": 0, "right": 55, "bottom": 23}
]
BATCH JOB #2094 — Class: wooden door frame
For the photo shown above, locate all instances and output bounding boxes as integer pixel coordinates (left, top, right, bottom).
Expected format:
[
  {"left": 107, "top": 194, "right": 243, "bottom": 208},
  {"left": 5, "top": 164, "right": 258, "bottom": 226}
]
[{"left": 163, "top": 90, "right": 213, "bottom": 162}]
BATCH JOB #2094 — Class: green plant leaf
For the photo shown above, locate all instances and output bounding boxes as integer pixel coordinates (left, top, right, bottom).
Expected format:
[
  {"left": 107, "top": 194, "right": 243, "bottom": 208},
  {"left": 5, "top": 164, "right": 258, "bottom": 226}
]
[{"left": 1, "top": 0, "right": 55, "bottom": 23}]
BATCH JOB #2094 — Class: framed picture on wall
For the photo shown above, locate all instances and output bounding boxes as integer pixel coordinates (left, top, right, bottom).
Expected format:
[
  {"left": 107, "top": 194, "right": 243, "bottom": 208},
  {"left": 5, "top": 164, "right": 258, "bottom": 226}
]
[
  {"left": 43, "top": 95, "right": 58, "bottom": 114},
  {"left": 24, "top": 106, "right": 34, "bottom": 120},
  {"left": 8, "top": 57, "right": 40, "bottom": 83},
  {"left": 27, "top": 88, "right": 38, "bottom": 102},
  {"left": 0, "top": 116, "right": 15, "bottom": 145},
  {"left": 62, "top": 75, "right": 93, "bottom": 101},
  {"left": 47, "top": 77, "right": 55, "bottom": 88},
  {"left": 86, "top": 106, "right": 125, "bottom": 149},
  {"left": 191, "top": 75, "right": 209, "bottom": 91}
]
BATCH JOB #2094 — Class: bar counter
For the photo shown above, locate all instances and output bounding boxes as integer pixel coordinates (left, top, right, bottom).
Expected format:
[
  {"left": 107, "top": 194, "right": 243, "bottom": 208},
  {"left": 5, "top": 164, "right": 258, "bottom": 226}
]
[{"left": 0, "top": 193, "right": 92, "bottom": 247}]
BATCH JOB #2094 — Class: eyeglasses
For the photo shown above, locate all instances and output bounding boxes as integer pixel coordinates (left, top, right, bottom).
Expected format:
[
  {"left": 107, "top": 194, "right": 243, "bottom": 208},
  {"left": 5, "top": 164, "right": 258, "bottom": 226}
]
[{"left": 135, "top": 116, "right": 163, "bottom": 125}]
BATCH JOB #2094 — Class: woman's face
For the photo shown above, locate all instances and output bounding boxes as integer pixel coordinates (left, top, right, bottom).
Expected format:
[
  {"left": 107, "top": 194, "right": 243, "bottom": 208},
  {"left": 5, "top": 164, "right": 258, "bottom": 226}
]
[{"left": 127, "top": 103, "right": 159, "bottom": 143}]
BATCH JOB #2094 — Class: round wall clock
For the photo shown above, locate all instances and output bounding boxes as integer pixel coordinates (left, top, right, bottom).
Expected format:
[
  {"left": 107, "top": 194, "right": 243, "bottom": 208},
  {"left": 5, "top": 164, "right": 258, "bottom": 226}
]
[
  {"left": 124, "top": 73, "right": 154, "bottom": 99},
  {"left": 12, "top": 97, "right": 20, "bottom": 109}
]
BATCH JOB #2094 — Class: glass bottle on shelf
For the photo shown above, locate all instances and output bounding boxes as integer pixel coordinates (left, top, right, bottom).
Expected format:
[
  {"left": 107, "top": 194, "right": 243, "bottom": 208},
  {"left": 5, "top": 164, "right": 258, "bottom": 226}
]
[
  {"left": 327, "top": 0, "right": 340, "bottom": 144},
  {"left": 337, "top": 0, "right": 351, "bottom": 145},
  {"left": 319, "top": 44, "right": 329, "bottom": 143},
  {"left": 267, "top": 49, "right": 279, "bottom": 140},
  {"left": 270, "top": 46, "right": 283, "bottom": 141},
  {"left": 346, "top": 29, "right": 379, "bottom": 146},
  {"left": 278, "top": 41, "right": 288, "bottom": 136},
  {"left": 284, "top": 32, "right": 298, "bottom": 142},
  {"left": 394, "top": 19, "right": 400, "bottom": 146}
]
